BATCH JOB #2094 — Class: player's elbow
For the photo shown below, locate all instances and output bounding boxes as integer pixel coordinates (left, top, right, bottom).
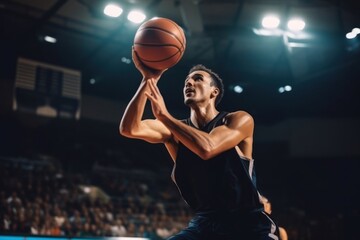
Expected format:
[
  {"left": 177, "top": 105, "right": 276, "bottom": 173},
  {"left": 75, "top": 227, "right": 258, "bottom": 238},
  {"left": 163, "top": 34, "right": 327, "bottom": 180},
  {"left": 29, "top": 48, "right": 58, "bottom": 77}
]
[
  {"left": 119, "top": 119, "right": 136, "bottom": 137},
  {"left": 119, "top": 125, "right": 128, "bottom": 137},
  {"left": 119, "top": 124, "right": 133, "bottom": 138},
  {"left": 199, "top": 146, "right": 215, "bottom": 160}
]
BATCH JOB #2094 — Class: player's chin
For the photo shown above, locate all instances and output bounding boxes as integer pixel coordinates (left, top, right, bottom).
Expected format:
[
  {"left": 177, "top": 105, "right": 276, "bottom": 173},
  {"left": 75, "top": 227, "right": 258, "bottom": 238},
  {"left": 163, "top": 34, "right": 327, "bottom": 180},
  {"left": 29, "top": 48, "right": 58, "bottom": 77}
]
[{"left": 184, "top": 98, "right": 194, "bottom": 106}]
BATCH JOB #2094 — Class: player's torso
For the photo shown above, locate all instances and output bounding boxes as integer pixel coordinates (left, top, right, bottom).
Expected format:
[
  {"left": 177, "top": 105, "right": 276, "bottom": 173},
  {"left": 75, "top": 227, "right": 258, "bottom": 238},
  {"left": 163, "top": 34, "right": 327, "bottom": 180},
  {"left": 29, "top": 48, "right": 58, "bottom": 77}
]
[
  {"left": 170, "top": 112, "right": 261, "bottom": 212},
  {"left": 164, "top": 111, "right": 253, "bottom": 162}
]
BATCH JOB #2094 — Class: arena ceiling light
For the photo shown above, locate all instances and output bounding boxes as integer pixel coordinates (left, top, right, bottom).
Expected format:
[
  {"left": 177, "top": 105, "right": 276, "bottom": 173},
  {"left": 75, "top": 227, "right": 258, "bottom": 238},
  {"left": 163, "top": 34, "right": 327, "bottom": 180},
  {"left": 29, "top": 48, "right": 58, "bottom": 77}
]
[
  {"left": 346, "top": 32, "right": 357, "bottom": 39},
  {"left": 261, "top": 15, "right": 280, "bottom": 29},
  {"left": 346, "top": 28, "right": 360, "bottom": 39},
  {"left": 287, "top": 18, "right": 306, "bottom": 31},
  {"left": 44, "top": 35, "right": 57, "bottom": 43},
  {"left": 233, "top": 85, "right": 243, "bottom": 93},
  {"left": 352, "top": 28, "right": 360, "bottom": 34},
  {"left": 284, "top": 85, "right": 292, "bottom": 91},
  {"left": 279, "top": 85, "right": 292, "bottom": 93},
  {"left": 127, "top": 10, "right": 146, "bottom": 24},
  {"left": 103, "top": 4, "right": 123, "bottom": 17}
]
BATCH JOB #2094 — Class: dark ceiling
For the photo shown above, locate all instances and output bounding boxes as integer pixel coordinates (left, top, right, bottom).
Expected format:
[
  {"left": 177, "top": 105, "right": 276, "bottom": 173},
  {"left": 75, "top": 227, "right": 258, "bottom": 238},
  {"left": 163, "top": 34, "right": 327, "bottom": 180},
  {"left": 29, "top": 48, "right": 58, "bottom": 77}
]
[{"left": 1, "top": 0, "right": 360, "bottom": 122}]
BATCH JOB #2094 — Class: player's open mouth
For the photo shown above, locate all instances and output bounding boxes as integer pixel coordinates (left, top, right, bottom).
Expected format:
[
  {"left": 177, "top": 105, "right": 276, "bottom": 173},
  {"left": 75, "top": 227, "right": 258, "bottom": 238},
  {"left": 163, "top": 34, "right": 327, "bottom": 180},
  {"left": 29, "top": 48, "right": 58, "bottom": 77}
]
[{"left": 185, "top": 88, "right": 195, "bottom": 95}]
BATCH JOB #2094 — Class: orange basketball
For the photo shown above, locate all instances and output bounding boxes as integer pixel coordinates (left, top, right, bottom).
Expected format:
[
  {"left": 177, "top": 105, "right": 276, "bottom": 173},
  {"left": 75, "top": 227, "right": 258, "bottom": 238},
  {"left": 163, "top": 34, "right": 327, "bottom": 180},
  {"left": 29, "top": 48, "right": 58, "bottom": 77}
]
[{"left": 133, "top": 17, "right": 186, "bottom": 70}]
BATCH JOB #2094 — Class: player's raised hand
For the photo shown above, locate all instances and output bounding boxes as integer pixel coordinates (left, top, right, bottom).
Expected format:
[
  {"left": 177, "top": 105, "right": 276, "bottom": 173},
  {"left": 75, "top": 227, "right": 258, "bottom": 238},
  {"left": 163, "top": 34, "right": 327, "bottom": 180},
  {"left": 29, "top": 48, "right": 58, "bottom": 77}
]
[
  {"left": 132, "top": 47, "right": 167, "bottom": 81},
  {"left": 144, "top": 78, "right": 169, "bottom": 121}
]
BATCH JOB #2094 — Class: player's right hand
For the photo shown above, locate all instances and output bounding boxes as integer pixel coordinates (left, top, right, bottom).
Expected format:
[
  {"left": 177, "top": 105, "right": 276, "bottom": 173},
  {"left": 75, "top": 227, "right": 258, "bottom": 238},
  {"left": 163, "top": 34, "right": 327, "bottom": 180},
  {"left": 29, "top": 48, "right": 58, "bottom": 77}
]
[{"left": 132, "top": 47, "right": 167, "bottom": 82}]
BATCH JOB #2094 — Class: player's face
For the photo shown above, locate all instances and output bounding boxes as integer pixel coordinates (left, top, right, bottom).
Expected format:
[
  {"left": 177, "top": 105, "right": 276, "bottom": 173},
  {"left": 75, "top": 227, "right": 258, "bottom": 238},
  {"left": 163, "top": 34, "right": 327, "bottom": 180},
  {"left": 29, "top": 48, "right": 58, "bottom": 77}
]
[{"left": 183, "top": 70, "right": 216, "bottom": 106}]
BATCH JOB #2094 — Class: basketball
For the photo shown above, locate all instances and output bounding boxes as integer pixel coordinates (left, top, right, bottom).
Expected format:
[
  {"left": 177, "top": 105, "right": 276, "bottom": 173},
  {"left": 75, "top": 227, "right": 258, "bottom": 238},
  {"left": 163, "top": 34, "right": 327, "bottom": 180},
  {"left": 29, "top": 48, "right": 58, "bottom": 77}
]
[{"left": 133, "top": 17, "right": 186, "bottom": 70}]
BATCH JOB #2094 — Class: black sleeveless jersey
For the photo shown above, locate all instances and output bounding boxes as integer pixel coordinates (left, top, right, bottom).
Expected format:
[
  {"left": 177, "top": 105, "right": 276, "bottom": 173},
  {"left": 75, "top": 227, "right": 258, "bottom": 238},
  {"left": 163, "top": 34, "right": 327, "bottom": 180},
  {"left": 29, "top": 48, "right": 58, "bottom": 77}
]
[{"left": 171, "top": 111, "right": 263, "bottom": 213}]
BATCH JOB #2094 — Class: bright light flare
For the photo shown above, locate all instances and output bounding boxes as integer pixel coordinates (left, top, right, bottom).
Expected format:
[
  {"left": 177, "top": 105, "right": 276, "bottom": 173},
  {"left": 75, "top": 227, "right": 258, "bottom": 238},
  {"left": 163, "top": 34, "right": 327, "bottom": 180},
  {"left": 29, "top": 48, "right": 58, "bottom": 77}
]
[
  {"left": 104, "top": 4, "right": 123, "bottom": 17},
  {"left": 127, "top": 10, "right": 146, "bottom": 23},
  {"left": 44, "top": 36, "right": 57, "bottom": 43},
  {"left": 287, "top": 18, "right": 305, "bottom": 31},
  {"left": 262, "top": 15, "right": 280, "bottom": 29},
  {"left": 284, "top": 85, "right": 292, "bottom": 91},
  {"left": 233, "top": 85, "right": 243, "bottom": 93},
  {"left": 352, "top": 28, "right": 360, "bottom": 34},
  {"left": 346, "top": 32, "right": 357, "bottom": 39}
]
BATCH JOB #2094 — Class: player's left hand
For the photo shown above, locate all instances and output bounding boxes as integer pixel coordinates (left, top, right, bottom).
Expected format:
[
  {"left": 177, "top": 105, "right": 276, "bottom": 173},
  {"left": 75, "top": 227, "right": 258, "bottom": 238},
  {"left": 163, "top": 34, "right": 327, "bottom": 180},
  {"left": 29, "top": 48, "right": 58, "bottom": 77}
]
[
  {"left": 145, "top": 78, "right": 170, "bottom": 121},
  {"left": 132, "top": 47, "right": 167, "bottom": 81}
]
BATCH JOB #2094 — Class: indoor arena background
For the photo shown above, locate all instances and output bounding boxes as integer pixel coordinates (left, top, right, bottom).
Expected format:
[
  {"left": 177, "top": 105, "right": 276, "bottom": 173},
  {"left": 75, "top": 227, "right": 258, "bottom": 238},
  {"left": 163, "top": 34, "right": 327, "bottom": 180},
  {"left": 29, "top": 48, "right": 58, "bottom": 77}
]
[{"left": 0, "top": 0, "right": 359, "bottom": 239}]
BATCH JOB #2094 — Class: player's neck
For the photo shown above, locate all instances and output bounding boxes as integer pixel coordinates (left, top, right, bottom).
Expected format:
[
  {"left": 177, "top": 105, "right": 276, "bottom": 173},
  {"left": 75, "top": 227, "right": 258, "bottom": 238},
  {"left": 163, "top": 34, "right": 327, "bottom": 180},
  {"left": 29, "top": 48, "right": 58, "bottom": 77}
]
[{"left": 190, "top": 105, "right": 219, "bottom": 129}]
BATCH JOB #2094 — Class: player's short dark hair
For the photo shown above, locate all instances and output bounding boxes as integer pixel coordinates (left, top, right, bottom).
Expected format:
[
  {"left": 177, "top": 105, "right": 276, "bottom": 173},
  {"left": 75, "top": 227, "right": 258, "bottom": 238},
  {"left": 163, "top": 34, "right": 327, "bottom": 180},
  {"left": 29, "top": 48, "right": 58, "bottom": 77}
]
[{"left": 188, "top": 64, "right": 224, "bottom": 106}]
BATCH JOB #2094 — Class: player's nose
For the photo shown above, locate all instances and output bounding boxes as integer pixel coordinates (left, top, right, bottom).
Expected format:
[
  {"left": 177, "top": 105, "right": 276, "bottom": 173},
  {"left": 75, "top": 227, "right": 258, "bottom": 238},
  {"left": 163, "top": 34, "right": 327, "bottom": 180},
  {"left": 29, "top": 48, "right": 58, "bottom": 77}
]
[{"left": 185, "top": 79, "right": 194, "bottom": 87}]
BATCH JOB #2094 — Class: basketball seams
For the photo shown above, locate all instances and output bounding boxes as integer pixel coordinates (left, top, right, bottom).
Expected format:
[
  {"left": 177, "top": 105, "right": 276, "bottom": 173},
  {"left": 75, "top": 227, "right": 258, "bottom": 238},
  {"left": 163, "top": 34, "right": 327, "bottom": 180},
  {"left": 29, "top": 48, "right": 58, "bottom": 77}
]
[
  {"left": 167, "top": 21, "right": 186, "bottom": 51},
  {"left": 165, "top": 19, "right": 186, "bottom": 49},
  {"left": 134, "top": 42, "right": 181, "bottom": 52},
  {"left": 173, "top": 49, "right": 183, "bottom": 64},
  {"left": 139, "top": 49, "right": 180, "bottom": 63},
  {"left": 136, "top": 27, "right": 184, "bottom": 49},
  {"left": 167, "top": 20, "right": 186, "bottom": 50}
]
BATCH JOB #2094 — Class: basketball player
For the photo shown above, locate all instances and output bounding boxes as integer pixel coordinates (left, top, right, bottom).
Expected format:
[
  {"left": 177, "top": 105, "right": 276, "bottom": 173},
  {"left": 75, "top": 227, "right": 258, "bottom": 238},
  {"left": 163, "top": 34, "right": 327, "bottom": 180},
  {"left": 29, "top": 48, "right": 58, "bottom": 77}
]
[{"left": 119, "top": 48, "right": 280, "bottom": 239}]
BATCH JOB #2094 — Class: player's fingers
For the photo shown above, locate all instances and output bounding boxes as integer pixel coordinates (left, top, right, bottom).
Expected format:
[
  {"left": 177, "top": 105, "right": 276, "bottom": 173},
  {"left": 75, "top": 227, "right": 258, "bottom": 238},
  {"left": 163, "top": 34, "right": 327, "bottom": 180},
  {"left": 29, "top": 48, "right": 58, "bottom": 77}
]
[
  {"left": 147, "top": 79, "right": 159, "bottom": 98},
  {"left": 144, "top": 91, "right": 154, "bottom": 101},
  {"left": 149, "top": 78, "right": 161, "bottom": 95}
]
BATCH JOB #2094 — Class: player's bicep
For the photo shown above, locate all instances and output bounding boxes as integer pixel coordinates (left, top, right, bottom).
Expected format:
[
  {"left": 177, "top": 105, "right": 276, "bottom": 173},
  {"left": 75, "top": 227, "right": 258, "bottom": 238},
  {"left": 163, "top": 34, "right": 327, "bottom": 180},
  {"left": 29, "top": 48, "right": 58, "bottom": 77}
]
[
  {"left": 207, "top": 125, "right": 242, "bottom": 151},
  {"left": 135, "top": 119, "right": 172, "bottom": 143},
  {"left": 208, "top": 112, "right": 254, "bottom": 151}
]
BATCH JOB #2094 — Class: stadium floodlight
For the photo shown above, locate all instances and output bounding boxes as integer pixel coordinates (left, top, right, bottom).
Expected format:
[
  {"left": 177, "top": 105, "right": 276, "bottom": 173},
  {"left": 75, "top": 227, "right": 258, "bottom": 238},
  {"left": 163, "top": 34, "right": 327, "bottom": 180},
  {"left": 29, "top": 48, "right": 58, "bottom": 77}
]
[
  {"left": 262, "top": 15, "right": 280, "bottom": 29},
  {"left": 104, "top": 4, "right": 123, "bottom": 17},
  {"left": 352, "top": 28, "right": 360, "bottom": 35},
  {"left": 287, "top": 18, "right": 305, "bottom": 31},
  {"left": 127, "top": 10, "right": 146, "bottom": 23},
  {"left": 233, "top": 85, "right": 243, "bottom": 93},
  {"left": 44, "top": 35, "right": 57, "bottom": 43},
  {"left": 284, "top": 85, "right": 292, "bottom": 91},
  {"left": 346, "top": 31, "right": 357, "bottom": 39}
]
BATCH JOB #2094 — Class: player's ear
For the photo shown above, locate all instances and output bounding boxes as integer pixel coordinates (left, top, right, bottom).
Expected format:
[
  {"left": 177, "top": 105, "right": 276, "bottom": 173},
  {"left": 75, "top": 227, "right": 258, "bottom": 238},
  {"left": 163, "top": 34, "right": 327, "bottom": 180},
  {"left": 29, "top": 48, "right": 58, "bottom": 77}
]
[{"left": 211, "top": 88, "right": 219, "bottom": 98}]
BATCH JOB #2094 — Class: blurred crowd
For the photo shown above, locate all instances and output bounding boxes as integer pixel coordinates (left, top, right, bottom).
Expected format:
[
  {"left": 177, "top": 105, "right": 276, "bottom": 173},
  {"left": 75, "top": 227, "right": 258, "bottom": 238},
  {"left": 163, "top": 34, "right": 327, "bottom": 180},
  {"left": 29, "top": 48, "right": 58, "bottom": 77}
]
[
  {"left": 0, "top": 161, "right": 191, "bottom": 239},
  {"left": 0, "top": 157, "right": 357, "bottom": 240}
]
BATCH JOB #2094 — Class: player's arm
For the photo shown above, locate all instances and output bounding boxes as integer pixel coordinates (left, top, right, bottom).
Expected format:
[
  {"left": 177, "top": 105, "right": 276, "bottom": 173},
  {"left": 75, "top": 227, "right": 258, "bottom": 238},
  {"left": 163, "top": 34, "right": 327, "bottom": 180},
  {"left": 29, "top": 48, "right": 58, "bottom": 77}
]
[
  {"left": 119, "top": 80, "right": 172, "bottom": 143},
  {"left": 161, "top": 111, "right": 253, "bottom": 160},
  {"left": 145, "top": 79, "right": 254, "bottom": 159},
  {"left": 119, "top": 49, "right": 172, "bottom": 144}
]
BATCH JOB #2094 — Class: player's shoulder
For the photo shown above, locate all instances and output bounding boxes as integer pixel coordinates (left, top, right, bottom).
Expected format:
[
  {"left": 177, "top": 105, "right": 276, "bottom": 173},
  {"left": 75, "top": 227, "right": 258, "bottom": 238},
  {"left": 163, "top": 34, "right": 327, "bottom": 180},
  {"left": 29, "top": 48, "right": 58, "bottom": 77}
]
[{"left": 225, "top": 110, "right": 254, "bottom": 122}]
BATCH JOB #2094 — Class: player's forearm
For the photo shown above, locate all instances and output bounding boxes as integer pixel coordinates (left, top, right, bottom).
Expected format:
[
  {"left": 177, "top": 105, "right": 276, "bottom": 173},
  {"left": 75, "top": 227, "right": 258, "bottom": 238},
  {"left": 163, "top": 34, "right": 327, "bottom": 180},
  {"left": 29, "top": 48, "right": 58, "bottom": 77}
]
[
  {"left": 119, "top": 79, "right": 148, "bottom": 136},
  {"left": 160, "top": 115, "right": 214, "bottom": 160}
]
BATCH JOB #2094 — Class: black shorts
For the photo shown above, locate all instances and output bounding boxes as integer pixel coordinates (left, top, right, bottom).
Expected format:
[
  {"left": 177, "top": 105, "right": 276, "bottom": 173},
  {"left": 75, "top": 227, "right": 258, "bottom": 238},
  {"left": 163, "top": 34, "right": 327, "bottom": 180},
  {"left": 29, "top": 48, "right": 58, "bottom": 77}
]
[{"left": 168, "top": 209, "right": 279, "bottom": 240}]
